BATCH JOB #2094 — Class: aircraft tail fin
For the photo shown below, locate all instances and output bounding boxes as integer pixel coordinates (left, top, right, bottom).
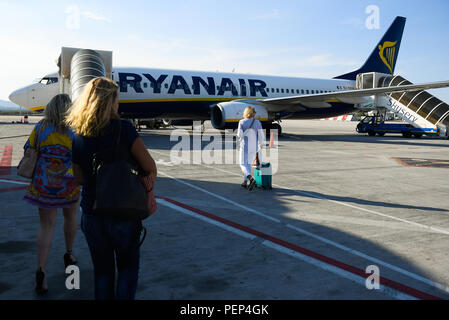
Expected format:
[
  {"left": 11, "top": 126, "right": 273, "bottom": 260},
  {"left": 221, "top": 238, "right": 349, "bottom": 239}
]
[{"left": 334, "top": 16, "right": 406, "bottom": 80}]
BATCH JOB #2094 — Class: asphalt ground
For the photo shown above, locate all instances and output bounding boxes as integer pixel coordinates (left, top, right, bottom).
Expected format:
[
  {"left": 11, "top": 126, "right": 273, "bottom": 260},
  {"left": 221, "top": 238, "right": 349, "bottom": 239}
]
[{"left": 1, "top": 115, "right": 448, "bottom": 300}]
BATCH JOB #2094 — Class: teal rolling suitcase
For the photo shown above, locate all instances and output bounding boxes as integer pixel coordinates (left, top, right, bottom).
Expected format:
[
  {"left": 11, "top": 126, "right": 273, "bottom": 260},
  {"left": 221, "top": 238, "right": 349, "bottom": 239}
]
[{"left": 254, "top": 162, "right": 272, "bottom": 189}]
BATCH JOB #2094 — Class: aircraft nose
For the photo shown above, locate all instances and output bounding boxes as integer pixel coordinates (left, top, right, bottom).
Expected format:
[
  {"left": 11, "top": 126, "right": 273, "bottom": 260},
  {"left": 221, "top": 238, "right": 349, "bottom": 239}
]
[{"left": 8, "top": 88, "right": 27, "bottom": 107}]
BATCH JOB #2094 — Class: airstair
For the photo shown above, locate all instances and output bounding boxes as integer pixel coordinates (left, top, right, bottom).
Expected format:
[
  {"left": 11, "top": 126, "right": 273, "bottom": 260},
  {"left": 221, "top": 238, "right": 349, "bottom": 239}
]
[
  {"left": 356, "top": 72, "right": 449, "bottom": 137},
  {"left": 56, "top": 47, "right": 113, "bottom": 100}
]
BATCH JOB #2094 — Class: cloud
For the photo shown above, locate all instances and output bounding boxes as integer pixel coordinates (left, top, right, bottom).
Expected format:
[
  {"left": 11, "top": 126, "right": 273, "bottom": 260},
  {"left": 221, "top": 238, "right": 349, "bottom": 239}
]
[
  {"left": 82, "top": 11, "right": 111, "bottom": 23},
  {"left": 292, "top": 54, "right": 358, "bottom": 68},
  {"left": 115, "top": 35, "right": 314, "bottom": 76},
  {"left": 253, "top": 9, "right": 281, "bottom": 20},
  {"left": 114, "top": 33, "right": 360, "bottom": 78},
  {"left": 65, "top": 6, "right": 112, "bottom": 30},
  {"left": 341, "top": 17, "right": 365, "bottom": 30}
]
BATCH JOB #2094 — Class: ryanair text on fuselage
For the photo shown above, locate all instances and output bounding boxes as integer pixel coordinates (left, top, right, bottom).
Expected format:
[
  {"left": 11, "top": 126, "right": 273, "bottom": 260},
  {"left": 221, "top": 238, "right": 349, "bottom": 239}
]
[{"left": 118, "top": 72, "right": 268, "bottom": 97}]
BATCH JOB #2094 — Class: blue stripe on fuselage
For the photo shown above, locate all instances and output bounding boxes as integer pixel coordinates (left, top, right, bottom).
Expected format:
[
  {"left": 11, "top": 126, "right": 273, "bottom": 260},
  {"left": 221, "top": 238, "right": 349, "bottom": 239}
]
[{"left": 117, "top": 100, "right": 356, "bottom": 120}]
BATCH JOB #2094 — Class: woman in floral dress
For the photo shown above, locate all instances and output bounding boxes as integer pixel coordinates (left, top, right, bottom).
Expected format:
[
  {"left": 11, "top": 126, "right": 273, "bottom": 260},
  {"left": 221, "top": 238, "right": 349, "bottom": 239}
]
[{"left": 22, "top": 94, "right": 80, "bottom": 295}]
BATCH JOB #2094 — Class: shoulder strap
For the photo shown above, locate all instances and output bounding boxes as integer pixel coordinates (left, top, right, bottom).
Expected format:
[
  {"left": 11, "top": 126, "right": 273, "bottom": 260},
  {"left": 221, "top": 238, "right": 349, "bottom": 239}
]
[
  {"left": 93, "top": 120, "right": 121, "bottom": 173},
  {"left": 113, "top": 120, "right": 122, "bottom": 159},
  {"left": 240, "top": 118, "right": 256, "bottom": 140},
  {"left": 33, "top": 121, "right": 44, "bottom": 150},
  {"left": 249, "top": 118, "right": 255, "bottom": 128}
]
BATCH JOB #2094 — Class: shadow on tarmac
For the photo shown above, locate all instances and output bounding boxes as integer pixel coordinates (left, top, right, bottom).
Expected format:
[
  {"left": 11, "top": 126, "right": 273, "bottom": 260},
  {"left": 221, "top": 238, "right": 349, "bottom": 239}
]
[
  {"left": 270, "top": 187, "right": 449, "bottom": 212},
  {"left": 135, "top": 176, "right": 449, "bottom": 299},
  {"left": 1, "top": 146, "right": 448, "bottom": 300},
  {"left": 281, "top": 132, "right": 449, "bottom": 149},
  {"left": 1, "top": 174, "right": 449, "bottom": 300}
]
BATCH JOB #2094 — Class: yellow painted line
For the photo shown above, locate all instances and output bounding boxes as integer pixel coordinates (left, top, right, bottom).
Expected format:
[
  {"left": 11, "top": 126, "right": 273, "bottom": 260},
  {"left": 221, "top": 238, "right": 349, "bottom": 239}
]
[
  {"left": 118, "top": 98, "right": 261, "bottom": 103},
  {"left": 120, "top": 98, "right": 341, "bottom": 104}
]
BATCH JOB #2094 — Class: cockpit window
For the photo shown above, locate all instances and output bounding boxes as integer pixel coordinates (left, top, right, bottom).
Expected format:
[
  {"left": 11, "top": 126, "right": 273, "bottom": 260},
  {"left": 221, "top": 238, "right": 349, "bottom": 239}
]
[{"left": 39, "top": 77, "right": 58, "bottom": 85}]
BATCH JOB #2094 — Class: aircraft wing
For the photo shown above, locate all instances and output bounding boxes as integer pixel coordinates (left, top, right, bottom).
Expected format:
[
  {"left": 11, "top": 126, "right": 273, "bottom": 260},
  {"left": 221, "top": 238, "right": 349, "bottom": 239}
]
[{"left": 256, "top": 80, "right": 449, "bottom": 110}]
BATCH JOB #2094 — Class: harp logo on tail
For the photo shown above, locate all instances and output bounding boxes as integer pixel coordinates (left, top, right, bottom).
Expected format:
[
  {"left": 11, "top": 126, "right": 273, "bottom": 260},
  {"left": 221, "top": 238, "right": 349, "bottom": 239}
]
[{"left": 378, "top": 41, "right": 397, "bottom": 74}]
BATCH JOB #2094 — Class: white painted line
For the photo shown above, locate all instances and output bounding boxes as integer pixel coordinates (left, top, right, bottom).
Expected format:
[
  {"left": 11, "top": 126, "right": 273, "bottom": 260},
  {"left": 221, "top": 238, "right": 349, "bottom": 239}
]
[
  {"left": 157, "top": 196, "right": 416, "bottom": 300},
  {"left": 285, "top": 223, "right": 449, "bottom": 294},
  {"left": 261, "top": 240, "right": 416, "bottom": 300},
  {"left": 155, "top": 159, "right": 174, "bottom": 167},
  {"left": 198, "top": 162, "right": 449, "bottom": 236},
  {"left": 157, "top": 198, "right": 257, "bottom": 240},
  {"left": 150, "top": 151, "right": 449, "bottom": 293},
  {"left": 0, "top": 179, "right": 29, "bottom": 185},
  {"left": 281, "top": 186, "right": 449, "bottom": 236},
  {"left": 158, "top": 170, "right": 281, "bottom": 223}
]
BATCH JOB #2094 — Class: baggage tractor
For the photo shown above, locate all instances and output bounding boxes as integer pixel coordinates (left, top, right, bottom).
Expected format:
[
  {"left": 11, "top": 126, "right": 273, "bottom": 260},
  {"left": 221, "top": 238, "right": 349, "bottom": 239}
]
[{"left": 254, "top": 162, "right": 272, "bottom": 189}]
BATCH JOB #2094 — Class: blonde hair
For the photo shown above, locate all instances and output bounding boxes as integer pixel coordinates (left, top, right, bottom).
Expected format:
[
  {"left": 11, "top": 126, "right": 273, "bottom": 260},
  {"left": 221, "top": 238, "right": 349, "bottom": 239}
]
[
  {"left": 243, "top": 106, "right": 256, "bottom": 119},
  {"left": 65, "top": 77, "right": 119, "bottom": 137},
  {"left": 43, "top": 93, "right": 71, "bottom": 133}
]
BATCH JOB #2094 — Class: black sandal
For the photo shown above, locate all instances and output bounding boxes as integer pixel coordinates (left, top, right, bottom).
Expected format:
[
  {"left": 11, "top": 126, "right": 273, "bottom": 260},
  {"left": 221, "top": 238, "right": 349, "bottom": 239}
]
[
  {"left": 64, "top": 250, "right": 78, "bottom": 268},
  {"left": 247, "top": 175, "right": 256, "bottom": 191},
  {"left": 35, "top": 267, "right": 48, "bottom": 295}
]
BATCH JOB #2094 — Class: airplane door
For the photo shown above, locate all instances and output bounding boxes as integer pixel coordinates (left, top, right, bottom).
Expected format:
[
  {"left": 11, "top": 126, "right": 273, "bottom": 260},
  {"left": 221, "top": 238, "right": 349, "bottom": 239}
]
[{"left": 28, "top": 87, "right": 35, "bottom": 108}]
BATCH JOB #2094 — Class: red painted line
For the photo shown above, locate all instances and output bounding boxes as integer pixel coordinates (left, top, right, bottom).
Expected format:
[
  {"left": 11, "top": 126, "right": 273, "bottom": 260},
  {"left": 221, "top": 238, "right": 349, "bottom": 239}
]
[
  {"left": 393, "top": 157, "right": 449, "bottom": 169},
  {"left": 0, "top": 145, "right": 13, "bottom": 175},
  {"left": 156, "top": 195, "right": 442, "bottom": 300},
  {"left": 282, "top": 134, "right": 314, "bottom": 142},
  {"left": 393, "top": 157, "right": 411, "bottom": 167},
  {"left": 0, "top": 186, "right": 27, "bottom": 193}
]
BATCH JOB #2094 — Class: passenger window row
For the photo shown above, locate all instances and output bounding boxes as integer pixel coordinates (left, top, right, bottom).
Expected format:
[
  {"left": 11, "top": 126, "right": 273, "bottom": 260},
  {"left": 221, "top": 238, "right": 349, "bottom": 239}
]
[
  {"left": 129, "top": 82, "right": 347, "bottom": 95},
  {"left": 265, "top": 88, "right": 337, "bottom": 95}
]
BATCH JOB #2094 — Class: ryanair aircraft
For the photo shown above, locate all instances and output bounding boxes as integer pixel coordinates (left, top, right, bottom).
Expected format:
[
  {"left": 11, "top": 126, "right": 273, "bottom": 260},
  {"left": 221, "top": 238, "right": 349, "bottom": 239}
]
[{"left": 9, "top": 16, "right": 449, "bottom": 133}]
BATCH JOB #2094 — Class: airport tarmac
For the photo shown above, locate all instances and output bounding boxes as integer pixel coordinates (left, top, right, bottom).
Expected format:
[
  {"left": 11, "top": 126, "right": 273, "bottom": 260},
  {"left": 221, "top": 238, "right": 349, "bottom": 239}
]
[{"left": 0, "top": 115, "right": 449, "bottom": 300}]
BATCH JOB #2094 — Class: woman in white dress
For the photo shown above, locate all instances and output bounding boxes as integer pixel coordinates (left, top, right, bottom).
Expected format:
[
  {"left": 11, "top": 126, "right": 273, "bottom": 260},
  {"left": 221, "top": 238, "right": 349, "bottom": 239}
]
[{"left": 237, "top": 106, "right": 265, "bottom": 190}]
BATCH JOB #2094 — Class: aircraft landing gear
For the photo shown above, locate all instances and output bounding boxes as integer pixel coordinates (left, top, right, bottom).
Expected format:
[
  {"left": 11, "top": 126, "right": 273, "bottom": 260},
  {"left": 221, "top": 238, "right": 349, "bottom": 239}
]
[
  {"left": 191, "top": 120, "right": 205, "bottom": 133},
  {"left": 162, "top": 119, "right": 172, "bottom": 127},
  {"left": 265, "top": 122, "right": 282, "bottom": 137},
  {"left": 132, "top": 119, "right": 142, "bottom": 132}
]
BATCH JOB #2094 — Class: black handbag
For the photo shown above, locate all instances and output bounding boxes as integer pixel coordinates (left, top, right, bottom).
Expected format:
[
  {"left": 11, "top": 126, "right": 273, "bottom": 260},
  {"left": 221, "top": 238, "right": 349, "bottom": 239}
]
[
  {"left": 92, "top": 120, "right": 149, "bottom": 220},
  {"left": 252, "top": 152, "right": 260, "bottom": 167}
]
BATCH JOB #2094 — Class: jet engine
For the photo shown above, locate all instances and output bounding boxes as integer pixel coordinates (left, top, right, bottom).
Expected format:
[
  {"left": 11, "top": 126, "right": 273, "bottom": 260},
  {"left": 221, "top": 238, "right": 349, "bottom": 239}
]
[{"left": 210, "top": 101, "right": 269, "bottom": 129}]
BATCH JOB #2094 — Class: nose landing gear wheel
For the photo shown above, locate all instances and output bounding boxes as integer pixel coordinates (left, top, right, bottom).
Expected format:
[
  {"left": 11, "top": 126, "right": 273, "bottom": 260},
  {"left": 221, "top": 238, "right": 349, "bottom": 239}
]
[{"left": 268, "top": 123, "right": 282, "bottom": 137}]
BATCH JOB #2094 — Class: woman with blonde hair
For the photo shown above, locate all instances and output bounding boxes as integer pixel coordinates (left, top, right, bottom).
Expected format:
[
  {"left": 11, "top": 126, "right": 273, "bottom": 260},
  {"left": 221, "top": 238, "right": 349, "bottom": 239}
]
[
  {"left": 66, "top": 77, "right": 157, "bottom": 300},
  {"left": 22, "top": 93, "right": 81, "bottom": 295},
  {"left": 237, "top": 106, "right": 265, "bottom": 190}
]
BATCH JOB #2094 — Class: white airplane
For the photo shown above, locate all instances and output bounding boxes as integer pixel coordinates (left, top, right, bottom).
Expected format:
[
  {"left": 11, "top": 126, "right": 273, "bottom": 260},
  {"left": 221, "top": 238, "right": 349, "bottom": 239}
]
[{"left": 9, "top": 16, "right": 449, "bottom": 134}]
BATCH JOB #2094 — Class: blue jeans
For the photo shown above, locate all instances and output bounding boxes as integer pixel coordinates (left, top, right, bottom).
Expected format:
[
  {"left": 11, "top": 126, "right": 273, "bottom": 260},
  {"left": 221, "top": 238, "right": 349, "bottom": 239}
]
[{"left": 81, "top": 212, "right": 143, "bottom": 300}]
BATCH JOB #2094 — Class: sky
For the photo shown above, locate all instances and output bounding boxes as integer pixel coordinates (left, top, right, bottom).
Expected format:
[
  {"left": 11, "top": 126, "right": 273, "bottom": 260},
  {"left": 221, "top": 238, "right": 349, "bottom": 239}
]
[{"left": 1, "top": 0, "right": 448, "bottom": 102}]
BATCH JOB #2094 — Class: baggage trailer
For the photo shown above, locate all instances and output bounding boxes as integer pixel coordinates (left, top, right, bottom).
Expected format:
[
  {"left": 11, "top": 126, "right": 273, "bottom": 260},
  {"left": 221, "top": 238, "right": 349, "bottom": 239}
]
[{"left": 356, "top": 115, "right": 439, "bottom": 138}]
